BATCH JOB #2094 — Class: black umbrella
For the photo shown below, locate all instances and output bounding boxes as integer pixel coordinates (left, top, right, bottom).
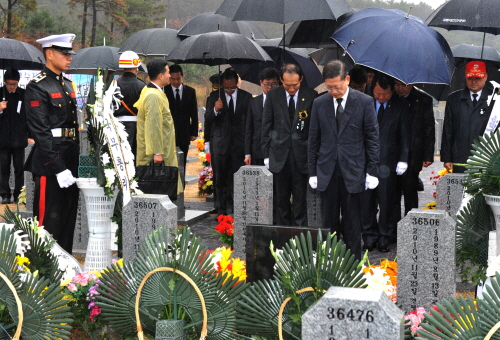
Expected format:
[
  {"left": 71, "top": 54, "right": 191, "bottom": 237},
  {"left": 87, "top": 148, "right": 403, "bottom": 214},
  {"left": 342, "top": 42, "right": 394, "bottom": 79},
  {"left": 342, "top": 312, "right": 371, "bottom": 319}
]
[
  {"left": 66, "top": 46, "right": 147, "bottom": 75},
  {"left": 417, "top": 44, "right": 500, "bottom": 101},
  {"left": 118, "top": 28, "right": 181, "bottom": 57},
  {"left": 309, "top": 47, "right": 354, "bottom": 68},
  {"left": 178, "top": 12, "right": 267, "bottom": 40},
  {"left": 280, "top": 13, "right": 353, "bottom": 49},
  {"left": 231, "top": 38, "right": 323, "bottom": 89},
  {"left": 0, "top": 38, "right": 44, "bottom": 70},
  {"left": 426, "top": 0, "right": 500, "bottom": 58},
  {"left": 332, "top": 8, "right": 455, "bottom": 85}
]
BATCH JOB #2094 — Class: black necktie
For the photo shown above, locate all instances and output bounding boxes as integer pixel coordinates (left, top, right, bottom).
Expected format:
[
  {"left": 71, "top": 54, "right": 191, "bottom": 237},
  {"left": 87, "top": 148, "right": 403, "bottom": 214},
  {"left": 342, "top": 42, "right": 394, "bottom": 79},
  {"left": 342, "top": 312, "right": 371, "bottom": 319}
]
[
  {"left": 336, "top": 98, "right": 344, "bottom": 131},
  {"left": 228, "top": 95, "right": 234, "bottom": 115},
  {"left": 288, "top": 95, "right": 295, "bottom": 120},
  {"left": 377, "top": 102, "right": 385, "bottom": 123},
  {"left": 472, "top": 93, "right": 478, "bottom": 106},
  {"left": 175, "top": 88, "right": 180, "bottom": 107}
]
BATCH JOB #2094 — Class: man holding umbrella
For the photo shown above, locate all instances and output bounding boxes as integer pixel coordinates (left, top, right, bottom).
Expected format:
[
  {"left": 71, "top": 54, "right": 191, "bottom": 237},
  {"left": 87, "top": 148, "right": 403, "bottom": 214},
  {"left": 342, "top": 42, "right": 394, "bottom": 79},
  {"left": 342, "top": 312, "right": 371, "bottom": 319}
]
[
  {"left": 441, "top": 60, "right": 492, "bottom": 173},
  {"left": 24, "top": 33, "right": 79, "bottom": 253}
]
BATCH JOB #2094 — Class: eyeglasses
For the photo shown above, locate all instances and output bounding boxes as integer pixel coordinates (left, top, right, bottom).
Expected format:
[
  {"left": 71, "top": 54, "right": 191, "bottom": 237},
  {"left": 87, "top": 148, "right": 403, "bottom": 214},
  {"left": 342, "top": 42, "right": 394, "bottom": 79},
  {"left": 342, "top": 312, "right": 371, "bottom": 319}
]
[
  {"left": 324, "top": 79, "right": 346, "bottom": 92},
  {"left": 262, "top": 83, "right": 279, "bottom": 88},
  {"left": 5, "top": 82, "right": 18, "bottom": 87},
  {"left": 223, "top": 86, "right": 237, "bottom": 91}
]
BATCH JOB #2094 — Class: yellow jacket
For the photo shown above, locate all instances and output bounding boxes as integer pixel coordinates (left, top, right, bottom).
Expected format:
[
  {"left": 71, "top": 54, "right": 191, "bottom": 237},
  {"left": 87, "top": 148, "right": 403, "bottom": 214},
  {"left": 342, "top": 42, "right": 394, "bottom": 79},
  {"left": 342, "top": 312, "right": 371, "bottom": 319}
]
[{"left": 134, "top": 86, "right": 183, "bottom": 194}]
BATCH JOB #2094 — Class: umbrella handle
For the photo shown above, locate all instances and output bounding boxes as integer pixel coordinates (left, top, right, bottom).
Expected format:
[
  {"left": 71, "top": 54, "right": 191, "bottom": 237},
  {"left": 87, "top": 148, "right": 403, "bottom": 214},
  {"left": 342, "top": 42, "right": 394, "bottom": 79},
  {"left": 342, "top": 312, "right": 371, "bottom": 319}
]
[{"left": 342, "top": 40, "right": 354, "bottom": 57}]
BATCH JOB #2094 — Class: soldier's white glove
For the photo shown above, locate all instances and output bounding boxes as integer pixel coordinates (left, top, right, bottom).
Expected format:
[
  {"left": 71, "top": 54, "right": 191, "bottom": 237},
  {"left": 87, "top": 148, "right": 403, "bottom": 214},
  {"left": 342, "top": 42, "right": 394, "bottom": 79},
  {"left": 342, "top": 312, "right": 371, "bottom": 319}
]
[
  {"left": 309, "top": 176, "right": 317, "bottom": 189},
  {"left": 56, "top": 169, "right": 76, "bottom": 188},
  {"left": 365, "top": 174, "right": 379, "bottom": 190},
  {"left": 204, "top": 142, "right": 210, "bottom": 154},
  {"left": 396, "top": 162, "right": 408, "bottom": 175},
  {"left": 111, "top": 86, "right": 124, "bottom": 111},
  {"left": 264, "top": 158, "right": 270, "bottom": 169}
]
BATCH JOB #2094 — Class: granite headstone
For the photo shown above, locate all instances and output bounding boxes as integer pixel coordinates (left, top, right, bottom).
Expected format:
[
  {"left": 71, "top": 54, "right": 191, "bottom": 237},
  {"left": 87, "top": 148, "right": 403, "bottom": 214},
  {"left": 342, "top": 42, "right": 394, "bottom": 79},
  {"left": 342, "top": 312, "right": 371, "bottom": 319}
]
[
  {"left": 122, "top": 194, "right": 177, "bottom": 262},
  {"left": 397, "top": 209, "right": 456, "bottom": 311},
  {"left": 436, "top": 173, "right": 466, "bottom": 220},
  {"left": 233, "top": 166, "right": 273, "bottom": 260},
  {"left": 172, "top": 147, "right": 185, "bottom": 220},
  {"left": 302, "top": 286, "right": 405, "bottom": 340},
  {"left": 79, "top": 129, "right": 90, "bottom": 155},
  {"left": 307, "top": 185, "right": 322, "bottom": 227},
  {"left": 72, "top": 191, "right": 88, "bottom": 251}
]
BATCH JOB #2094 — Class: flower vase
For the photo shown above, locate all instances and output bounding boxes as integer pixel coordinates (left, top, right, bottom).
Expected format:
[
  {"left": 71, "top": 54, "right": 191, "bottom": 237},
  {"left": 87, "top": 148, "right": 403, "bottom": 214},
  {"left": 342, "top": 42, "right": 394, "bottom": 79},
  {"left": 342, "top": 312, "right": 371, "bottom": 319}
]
[
  {"left": 484, "top": 194, "right": 500, "bottom": 256},
  {"left": 76, "top": 178, "right": 118, "bottom": 272},
  {"left": 155, "top": 319, "right": 186, "bottom": 340}
]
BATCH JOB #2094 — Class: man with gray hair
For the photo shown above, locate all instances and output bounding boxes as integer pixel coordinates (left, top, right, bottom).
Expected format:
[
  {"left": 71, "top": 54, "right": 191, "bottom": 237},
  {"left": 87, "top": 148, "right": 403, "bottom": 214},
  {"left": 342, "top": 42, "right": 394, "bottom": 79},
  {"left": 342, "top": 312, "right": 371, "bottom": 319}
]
[{"left": 308, "top": 60, "right": 379, "bottom": 260}]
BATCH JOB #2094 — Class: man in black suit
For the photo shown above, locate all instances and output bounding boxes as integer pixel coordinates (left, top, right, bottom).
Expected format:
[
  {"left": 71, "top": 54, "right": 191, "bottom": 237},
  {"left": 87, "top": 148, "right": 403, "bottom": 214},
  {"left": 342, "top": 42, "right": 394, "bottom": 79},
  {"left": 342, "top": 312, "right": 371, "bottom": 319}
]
[
  {"left": 308, "top": 60, "right": 379, "bottom": 260},
  {"left": 165, "top": 64, "right": 198, "bottom": 169},
  {"left": 262, "top": 64, "right": 317, "bottom": 226},
  {"left": 394, "top": 80, "right": 435, "bottom": 215},
  {"left": 205, "top": 68, "right": 252, "bottom": 215},
  {"left": 244, "top": 67, "right": 280, "bottom": 166},
  {"left": 363, "top": 74, "right": 410, "bottom": 253}
]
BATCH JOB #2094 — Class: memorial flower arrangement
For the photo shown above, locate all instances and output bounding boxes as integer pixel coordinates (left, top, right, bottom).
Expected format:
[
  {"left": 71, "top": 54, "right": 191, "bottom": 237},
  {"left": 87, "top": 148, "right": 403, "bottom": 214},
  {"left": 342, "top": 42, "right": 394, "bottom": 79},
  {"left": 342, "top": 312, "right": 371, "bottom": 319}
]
[
  {"left": 404, "top": 306, "right": 427, "bottom": 338},
  {"left": 362, "top": 259, "right": 397, "bottom": 302},
  {"left": 198, "top": 165, "right": 214, "bottom": 195},
  {"left": 209, "top": 246, "right": 247, "bottom": 284},
  {"left": 85, "top": 69, "right": 141, "bottom": 198},
  {"left": 423, "top": 167, "right": 453, "bottom": 209},
  {"left": 61, "top": 271, "right": 108, "bottom": 339},
  {"left": 215, "top": 214, "right": 234, "bottom": 247}
]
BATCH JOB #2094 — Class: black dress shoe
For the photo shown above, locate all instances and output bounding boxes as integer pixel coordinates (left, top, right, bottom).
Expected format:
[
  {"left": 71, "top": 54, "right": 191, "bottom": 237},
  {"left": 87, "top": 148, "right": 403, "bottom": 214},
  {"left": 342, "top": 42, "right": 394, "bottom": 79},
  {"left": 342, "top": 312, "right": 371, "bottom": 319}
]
[
  {"left": 1, "top": 197, "right": 11, "bottom": 204},
  {"left": 362, "top": 242, "right": 377, "bottom": 252},
  {"left": 378, "top": 243, "right": 390, "bottom": 252}
]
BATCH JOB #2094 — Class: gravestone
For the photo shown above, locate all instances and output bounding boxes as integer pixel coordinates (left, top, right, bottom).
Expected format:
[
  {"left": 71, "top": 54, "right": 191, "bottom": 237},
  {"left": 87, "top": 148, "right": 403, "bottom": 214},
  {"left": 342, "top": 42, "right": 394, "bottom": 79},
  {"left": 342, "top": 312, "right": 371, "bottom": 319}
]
[
  {"left": 397, "top": 209, "right": 456, "bottom": 311},
  {"left": 79, "top": 129, "right": 90, "bottom": 155},
  {"left": 302, "top": 286, "right": 404, "bottom": 340},
  {"left": 122, "top": 194, "right": 177, "bottom": 262},
  {"left": 172, "top": 147, "right": 185, "bottom": 220},
  {"left": 246, "top": 224, "right": 329, "bottom": 282},
  {"left": 436, "top": 173, "right": 466, "bottom": 220},
  {"left": 233, "top": 166, "right": 273, "bottom": 260},
  {"left": 307, "top": 186, "right": 322, "bottom": 227},
  {"left": 72, "top": 191, "right": 88, "bottom": 251}
]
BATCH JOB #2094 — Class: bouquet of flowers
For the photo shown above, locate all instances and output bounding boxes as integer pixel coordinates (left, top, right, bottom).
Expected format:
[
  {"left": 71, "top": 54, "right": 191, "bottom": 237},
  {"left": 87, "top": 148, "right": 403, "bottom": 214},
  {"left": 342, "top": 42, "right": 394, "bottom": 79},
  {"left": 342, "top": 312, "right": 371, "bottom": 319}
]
[
  {"left": 362, "top": 259, "right": 397, "bottom": 302},
  {"left": 85, "top": 69, "right": 141, "bottom": 198},
  {"left": 405, "top": 307, "right": 427, "bottom": 338},
  {"left": 215, "top": 214, "right": 234, "bottom": 247},
  {"left": 61, "top": 271, "right": 107, "bottom": 339},
  {"left": 198, "top": 165, "right": 214, "bottom": 195},
  {"left": 209, "top": 246, "right": 246, "bottom": 284}
]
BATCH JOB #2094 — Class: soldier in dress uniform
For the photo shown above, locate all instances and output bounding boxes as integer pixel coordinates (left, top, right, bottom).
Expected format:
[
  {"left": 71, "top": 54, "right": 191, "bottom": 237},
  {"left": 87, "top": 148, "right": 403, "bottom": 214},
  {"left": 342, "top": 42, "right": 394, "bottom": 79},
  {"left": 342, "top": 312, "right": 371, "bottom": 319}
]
[
  {"left": 114, "top": 50, "right": 146, "bottom": 157},
  {"left": 24, "top": 33, "right": 79, "bottom": 253}
]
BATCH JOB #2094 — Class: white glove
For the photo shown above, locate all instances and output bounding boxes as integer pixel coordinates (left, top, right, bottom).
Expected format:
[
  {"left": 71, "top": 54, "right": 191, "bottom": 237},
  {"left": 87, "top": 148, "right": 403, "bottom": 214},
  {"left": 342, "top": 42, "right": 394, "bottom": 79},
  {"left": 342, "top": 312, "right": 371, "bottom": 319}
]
[
  {"left": 309, "top": 176, "right": 317, "bottom": 189},
  {"left": 56, "top": 169, "right": 76, "bottom": 188},
  {"left": 204, "top": 142, "right": 210, "bottom": 154},
  {"left": 365, "top": 173, "right": 379, "bottom": 190},
  {"left": 396, "top": 161, "right": 408, "bottom": 175},
  {"left": 264, "top": 158, "right": 270, "bottom": 169}
]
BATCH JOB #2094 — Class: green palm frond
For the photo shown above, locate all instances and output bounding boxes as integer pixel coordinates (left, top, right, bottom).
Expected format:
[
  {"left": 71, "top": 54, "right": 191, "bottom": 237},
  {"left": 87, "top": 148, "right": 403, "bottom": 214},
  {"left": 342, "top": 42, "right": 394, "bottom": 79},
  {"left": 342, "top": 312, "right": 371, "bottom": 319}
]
[
  {"left": 97, "top": 226, "right": 249, "bottom": 339},
  {"left": 456, "top": 194, "right": 494, "bottom": 285},
  {"left": 1, "top": 207, "right": 63, "bottom": 283},
  {"left": 464, "top": 129, "right": 500, "bottom": 195},
  {"left": 478, "top": 273, "right": 500, "bottom": 339},
  {"left": 236, "top": 231, "right": 366, "bottom": 339},
  {"left": 0, "top": 226, "right": 22, "bottom": 314},
  {"left": 415, "top": 296, "right": 482, "bottom": 340}
]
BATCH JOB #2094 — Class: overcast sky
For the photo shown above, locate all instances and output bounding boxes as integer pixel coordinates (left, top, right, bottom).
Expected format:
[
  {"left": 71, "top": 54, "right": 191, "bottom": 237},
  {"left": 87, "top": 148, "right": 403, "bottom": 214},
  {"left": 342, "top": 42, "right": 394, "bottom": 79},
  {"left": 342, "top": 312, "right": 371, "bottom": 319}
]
[{"left": 406, "top": 0, "right": 447, "bottom": 9}]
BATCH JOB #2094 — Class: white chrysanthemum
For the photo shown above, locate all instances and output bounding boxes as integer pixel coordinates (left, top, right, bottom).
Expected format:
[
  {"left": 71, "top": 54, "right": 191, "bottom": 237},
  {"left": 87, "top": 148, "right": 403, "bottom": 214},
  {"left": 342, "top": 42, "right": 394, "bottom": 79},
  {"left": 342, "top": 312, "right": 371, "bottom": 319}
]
[
  {"left": 104, "top": 168, "right": 117, "bottom": 187},
  {"left": 363, "top": 266, "right": 396, "bottom": 301},
  {"left": 101, "top": 153, "right": 111, "bottom": 165},
  {"left": 95, "top": 76, "right": 104, "bottom": 98}
]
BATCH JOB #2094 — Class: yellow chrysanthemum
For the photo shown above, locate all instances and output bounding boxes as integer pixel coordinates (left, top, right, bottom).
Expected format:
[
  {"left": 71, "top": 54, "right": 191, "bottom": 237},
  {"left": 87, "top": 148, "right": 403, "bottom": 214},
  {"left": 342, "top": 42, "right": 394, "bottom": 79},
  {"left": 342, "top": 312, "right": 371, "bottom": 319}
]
[
  {"left": 231, "top": 258, "right": 247, "bottom": 282},
  {"left": 60, "top": 278, "right": 71, "bottom": 287},
  {"left": 16, "top": 256, "right": 30, "bottom": 266}
]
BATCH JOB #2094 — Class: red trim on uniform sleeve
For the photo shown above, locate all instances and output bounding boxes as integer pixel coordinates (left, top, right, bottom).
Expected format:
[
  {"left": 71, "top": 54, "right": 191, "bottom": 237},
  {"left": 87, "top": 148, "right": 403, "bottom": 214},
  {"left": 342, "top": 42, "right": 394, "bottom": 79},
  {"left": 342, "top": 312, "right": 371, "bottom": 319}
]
[
  {"left": 39, "top": 176, "right": 47, "bottom": 226},
  {"left": 70, "top": 92, "right": 76, "bottom": 98},
  {"left": 30, "top": 100, "right": 40, "bottom": 107},
  {"left": 50, "top": 92, "right": 63, "bottom": 99}
]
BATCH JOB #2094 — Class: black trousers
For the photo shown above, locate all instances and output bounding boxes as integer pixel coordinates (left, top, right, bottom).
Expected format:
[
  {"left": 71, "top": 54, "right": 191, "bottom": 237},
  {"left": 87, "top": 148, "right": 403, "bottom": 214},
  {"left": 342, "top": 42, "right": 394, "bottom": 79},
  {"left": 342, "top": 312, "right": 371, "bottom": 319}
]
[
  {"left": 274, "top": 151, "right": 308, "bottom": 226},
  {"left": 212, "top": 152, "right": 244, "bottom": 214},
  {"left": 398, "top": 167, "right": 419, "bottom": 216},
  {"left": 0, "top": 147, "right": 24, "bottom": 199},
  {"left": 362, "top": 171, "right": 398, "bottom": 245},
  {"left": 320, "top": 165, "right": 362, "bottom": 260},
  {"left": 33, "top": 174, "right": 79, "bottom": 254}
]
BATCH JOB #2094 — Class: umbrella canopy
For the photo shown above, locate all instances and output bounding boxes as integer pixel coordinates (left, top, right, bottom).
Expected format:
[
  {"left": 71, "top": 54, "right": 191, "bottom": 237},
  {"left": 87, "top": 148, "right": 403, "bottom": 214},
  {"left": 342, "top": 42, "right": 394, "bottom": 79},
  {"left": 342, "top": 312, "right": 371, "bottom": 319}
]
[
  {"left": 166, "top": 31, "right": 272, "bottom": 66},
  {"left": 118, "top": 28, "right": 181, "bottom": 57},
  {"left": 231, "top": 38, "right": 323, "bottom": 89},
  {"left": 215, "top": 0, "right": 352, "bottom": 24},
  {"left": 309, "top": 47, "right": 354, "bottom": 68},
  {"left": 332, "top": 8, "right": 455, "bottom": 85},
  {"left": 0, "top": 38, "right": 44, "bottom": 70},
  {"left": 426, "top": 0, "right": 500, "bottom": 35},
  {"left": 417, "top": 44, "right": 500, "bottom": 101},
  {"left": 178, "top": 12, "right": 267, "bottom": 39},
  {"left": 280, "top": 13, "right": 353, "bottom": 49},
  {"left": 66, "top": 46, "right": 146, "bottom": 75}
]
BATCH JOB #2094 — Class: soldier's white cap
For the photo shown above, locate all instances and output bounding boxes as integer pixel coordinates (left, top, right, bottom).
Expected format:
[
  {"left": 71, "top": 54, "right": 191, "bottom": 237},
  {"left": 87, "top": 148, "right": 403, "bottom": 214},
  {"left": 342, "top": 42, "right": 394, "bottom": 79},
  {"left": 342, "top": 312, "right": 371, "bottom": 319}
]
[{"left": 36, "top": 33, "right": 76, "bottom": 55}]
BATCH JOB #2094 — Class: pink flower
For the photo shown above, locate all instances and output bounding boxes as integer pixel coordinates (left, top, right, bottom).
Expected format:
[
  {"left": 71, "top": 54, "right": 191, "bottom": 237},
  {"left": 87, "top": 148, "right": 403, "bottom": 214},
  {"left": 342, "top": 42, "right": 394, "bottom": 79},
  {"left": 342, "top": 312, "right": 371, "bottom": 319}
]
[
  {"left": 72, "top": 272, "right": 92, "bottom": 286},
  {"left": 67, "top": 283, "right": 77, "bottom": 292},
  {"left": 89, "top": 306, "right": 102, "bottom": 322}
]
